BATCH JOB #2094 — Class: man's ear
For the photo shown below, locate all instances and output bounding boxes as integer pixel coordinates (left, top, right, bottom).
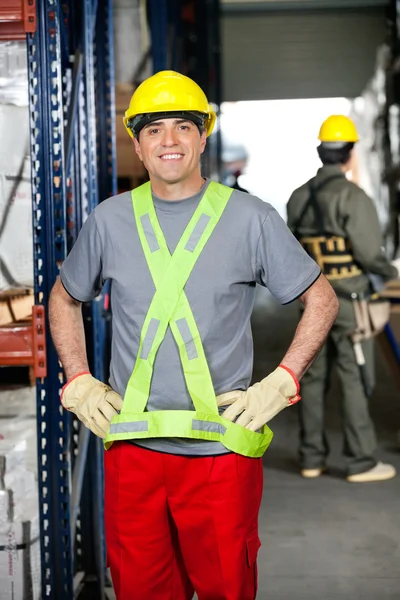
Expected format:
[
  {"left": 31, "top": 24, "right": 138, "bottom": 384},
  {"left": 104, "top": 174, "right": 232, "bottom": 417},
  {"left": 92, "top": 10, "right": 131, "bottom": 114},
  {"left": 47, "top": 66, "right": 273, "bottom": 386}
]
[
  {"left": 133, "top": 136, "right": 143, "bottom": 162},
  {"left": 199, "top": 130, "right": 207, "bottom": 155},
  {"left": 346, "top": 147, "right": 355, "bottom": 173}
]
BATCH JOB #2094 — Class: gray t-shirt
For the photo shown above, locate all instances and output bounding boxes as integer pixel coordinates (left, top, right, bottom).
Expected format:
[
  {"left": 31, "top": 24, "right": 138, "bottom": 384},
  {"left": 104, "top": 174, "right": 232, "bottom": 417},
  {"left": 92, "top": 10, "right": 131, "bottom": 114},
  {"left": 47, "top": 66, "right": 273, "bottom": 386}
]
[{"left": 60, "top": 179, "right": 320, "bottom": 455}]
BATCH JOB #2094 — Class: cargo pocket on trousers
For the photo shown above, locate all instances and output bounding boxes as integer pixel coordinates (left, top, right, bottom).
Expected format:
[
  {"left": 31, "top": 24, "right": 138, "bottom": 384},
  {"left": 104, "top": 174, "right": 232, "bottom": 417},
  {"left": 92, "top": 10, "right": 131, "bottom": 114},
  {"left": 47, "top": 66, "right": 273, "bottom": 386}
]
[{"left": 246, "top": 532, "right": 261, "bottom": 598}]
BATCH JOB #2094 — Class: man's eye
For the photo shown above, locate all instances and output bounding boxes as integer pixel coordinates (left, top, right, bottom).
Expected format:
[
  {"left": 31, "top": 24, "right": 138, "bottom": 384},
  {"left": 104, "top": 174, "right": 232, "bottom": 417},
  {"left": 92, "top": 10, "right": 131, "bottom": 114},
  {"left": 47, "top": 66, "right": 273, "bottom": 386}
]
[
  {"left": 149, "top": 128, "right": 159, "bottom": 134},
  {"left": 179, "top": 125, "right": 190, "bottom": 131}
]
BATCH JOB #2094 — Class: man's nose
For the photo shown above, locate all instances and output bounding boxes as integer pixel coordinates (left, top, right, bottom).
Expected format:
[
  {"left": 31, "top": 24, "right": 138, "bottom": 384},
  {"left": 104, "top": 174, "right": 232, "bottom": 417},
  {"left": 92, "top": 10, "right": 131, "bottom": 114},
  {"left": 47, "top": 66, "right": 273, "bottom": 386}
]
[{"left": 161, "top": 128, "right": 179, "bottom": 146}]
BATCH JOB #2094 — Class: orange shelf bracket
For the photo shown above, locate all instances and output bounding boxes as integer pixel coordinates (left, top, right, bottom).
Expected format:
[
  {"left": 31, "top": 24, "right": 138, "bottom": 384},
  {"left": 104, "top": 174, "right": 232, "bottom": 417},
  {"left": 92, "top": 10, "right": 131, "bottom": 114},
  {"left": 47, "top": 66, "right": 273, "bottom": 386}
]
[
  {"left": 32, "top": 304, "right": 47, "bottom": 379},
  {"left": 0, "top": 0, "right": 37, "bottom": 40}
]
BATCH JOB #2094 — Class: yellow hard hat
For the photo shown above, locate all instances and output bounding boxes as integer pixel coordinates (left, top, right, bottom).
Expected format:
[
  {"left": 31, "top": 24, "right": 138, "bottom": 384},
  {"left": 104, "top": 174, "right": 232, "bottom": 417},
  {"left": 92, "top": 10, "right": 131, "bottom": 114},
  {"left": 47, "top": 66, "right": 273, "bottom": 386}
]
[
  {"left": 124, "top": 70, "right": 216, "bottom": 138},
  {"left": 318, "top": 115, "right": 359, "bottom": 143}
]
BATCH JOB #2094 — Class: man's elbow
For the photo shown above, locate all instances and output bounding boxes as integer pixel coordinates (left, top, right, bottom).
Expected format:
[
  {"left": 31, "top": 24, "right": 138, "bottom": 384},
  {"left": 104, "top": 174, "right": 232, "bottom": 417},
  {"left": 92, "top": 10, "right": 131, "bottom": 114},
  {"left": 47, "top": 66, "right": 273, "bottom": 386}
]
[
  {"left": 317, "top": 279, "right": 339, "bottom": 323},
  {"left": 50, "top": 277, "right": 81, "bottom": 309},
  {"left": 302, "top": 274, "right": 339, "bottom": 320},
  {"left": 327, "top": 286, "right": 339, "bottom": 321}
]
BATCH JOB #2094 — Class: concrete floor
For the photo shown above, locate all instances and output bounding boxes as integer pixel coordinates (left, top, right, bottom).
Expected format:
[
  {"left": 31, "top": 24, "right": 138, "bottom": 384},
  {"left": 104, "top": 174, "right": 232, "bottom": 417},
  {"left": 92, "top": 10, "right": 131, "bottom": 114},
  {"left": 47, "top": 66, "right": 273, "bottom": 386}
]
[
  {"left": 4, "top": 286, "right": 399, "bottom": 599},
  {"left": 105, "top": 286, "right": 400, "bottom": 599},
  {"left": 252, "top": 287, "right": 400, "bottom": 600}
]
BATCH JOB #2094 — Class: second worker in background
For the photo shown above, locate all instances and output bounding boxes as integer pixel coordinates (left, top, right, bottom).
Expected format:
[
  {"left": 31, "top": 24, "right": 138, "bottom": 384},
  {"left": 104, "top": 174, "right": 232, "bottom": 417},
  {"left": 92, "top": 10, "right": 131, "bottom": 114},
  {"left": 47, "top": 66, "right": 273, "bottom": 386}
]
[{"left": 287, "top": 115, "right": 399, "bottom": 483}]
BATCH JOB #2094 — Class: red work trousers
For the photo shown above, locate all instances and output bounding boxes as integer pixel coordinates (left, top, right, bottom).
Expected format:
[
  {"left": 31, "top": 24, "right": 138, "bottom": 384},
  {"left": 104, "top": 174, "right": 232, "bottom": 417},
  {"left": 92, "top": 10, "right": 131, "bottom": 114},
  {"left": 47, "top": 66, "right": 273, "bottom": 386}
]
[{"left": 104, "top": 442, "right": 263, "bottom": 600}]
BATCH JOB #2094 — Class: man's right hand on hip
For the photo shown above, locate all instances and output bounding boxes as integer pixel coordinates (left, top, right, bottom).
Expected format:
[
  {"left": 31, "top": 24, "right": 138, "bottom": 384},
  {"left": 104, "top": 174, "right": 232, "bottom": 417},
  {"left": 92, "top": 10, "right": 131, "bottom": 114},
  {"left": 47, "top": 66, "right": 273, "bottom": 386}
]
[
  {"left": 217, "top": 366, "right": 300, "bottom": 431},
  {"left": 61, "top": 373, "right": 123, "bottom": 438}
]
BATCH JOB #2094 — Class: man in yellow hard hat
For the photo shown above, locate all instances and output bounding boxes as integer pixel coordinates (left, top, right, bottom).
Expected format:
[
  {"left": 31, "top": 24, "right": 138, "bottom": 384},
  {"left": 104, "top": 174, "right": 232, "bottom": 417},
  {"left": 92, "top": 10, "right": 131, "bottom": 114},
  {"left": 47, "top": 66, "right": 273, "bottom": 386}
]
[
  {"left": 49, "top": 71, "right": 338, "bottom": 599},
  {"left": 287, "top": 114, "right": 399, "bottom": 484}
]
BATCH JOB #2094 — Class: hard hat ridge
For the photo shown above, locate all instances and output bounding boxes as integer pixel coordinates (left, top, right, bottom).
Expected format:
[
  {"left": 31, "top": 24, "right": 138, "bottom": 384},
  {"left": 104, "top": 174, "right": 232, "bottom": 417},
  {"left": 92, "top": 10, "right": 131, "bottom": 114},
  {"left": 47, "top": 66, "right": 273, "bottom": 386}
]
[
  {"left": 124, "top": 70, "right": 216, "bottom": 139},
  {"left": 318, "top": 115, "right": 359, "bottom": 144}
]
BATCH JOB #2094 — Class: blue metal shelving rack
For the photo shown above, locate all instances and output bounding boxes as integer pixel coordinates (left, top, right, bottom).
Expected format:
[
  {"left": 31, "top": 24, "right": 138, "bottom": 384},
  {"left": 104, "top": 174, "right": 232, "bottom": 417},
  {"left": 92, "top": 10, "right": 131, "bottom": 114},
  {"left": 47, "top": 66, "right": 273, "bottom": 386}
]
[
  {"left": 146, "top": 0, "right": 222, "bottom": 180},
  {"left": 26, "top": 1, "right": 223, "bottom": 596},
  {"left": 26, "top": 1, "right": 117, "bottom": 597},
  {"left": 12, "top": 0, "right": 400, "bottom": 597}
]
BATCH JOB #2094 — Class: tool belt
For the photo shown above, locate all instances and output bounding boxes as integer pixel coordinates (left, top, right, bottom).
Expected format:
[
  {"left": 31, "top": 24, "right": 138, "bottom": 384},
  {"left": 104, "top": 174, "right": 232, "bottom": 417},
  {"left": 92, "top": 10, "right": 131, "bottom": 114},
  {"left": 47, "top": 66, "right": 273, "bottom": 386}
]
[
  {"left": 300, "top": 235, "right": 362, "bottom": 280},
  {"left": 293, "top": 174, "right": 362, "bottom": 280},
  {"left": 350, "top": 294, "right": 390, "bottom": 342}
]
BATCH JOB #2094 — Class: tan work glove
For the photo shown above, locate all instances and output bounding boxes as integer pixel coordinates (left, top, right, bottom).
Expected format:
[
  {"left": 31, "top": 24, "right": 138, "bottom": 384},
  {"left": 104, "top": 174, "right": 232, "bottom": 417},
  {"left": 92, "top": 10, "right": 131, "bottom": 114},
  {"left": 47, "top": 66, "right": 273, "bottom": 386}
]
[
  {"left": 61, "top": 372, "right": 123, "bottom": 438},
  {"left": 217, "top": 366, "right": 300, "bottom": 432}
]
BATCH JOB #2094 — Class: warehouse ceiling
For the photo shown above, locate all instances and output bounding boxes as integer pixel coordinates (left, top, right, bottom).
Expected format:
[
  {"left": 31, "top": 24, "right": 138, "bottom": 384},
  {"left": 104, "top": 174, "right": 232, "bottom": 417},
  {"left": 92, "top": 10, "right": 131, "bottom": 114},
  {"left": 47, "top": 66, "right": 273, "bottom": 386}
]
[
  {"left": 222, "top": 0, "right": 388, "bottom": 100},
  {"left": 221, "top": 0, "right": 389, "bottom": 10}
]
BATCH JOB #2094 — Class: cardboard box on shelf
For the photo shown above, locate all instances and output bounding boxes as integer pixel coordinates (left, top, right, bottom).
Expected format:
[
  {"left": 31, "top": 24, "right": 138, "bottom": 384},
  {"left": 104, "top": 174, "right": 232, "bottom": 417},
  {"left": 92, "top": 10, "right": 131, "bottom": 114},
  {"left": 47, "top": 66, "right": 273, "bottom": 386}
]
[
  {"left": 115, "top": 84, "right": 147, "bottom": 181},
  {"left": 381, "top": 279, "right": 400, "bottom": 297},
  {"left": 0, "top": 290, "right": 33, "bottom": 326},
  {"left": 115, "top": 83, "right": 134, "bottom": 114},
  {"left": 0, "top": 301, "right": 14, "bottom": 326}
]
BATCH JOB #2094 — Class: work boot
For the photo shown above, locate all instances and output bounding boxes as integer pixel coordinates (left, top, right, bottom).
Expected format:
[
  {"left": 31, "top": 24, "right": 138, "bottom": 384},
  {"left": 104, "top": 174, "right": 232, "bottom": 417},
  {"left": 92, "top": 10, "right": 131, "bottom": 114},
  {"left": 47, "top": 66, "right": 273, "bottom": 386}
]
[
  {"left": 347, "top": 462, "right": 396, "bottom": 483},
  {"left": 300, "top": 467, "right": 326, "bottom": 478}
]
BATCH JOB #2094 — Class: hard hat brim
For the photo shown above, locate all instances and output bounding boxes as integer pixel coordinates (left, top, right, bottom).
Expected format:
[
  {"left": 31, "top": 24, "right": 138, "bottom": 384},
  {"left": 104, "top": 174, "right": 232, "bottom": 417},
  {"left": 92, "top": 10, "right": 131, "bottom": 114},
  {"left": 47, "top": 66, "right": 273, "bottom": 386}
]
[
  {"left": 319, "top": 141, "right": 356, "bottom": 149},
  {"left": 128, "top": 111, "right": 207, "bottom": 137},
  {"left": 124, "top": 108, "right": 216, "bottom": 138}
]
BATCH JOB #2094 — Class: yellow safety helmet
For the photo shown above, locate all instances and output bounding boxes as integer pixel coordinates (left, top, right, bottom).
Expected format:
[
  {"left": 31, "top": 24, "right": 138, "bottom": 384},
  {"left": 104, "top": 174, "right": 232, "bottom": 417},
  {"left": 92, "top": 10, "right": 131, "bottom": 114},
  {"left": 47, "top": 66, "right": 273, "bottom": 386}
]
[
  {"left": 318, "top": 115, "right": 359, "bottom": 144},
  {"left": 123, "top": 70, "right": 216, "bottom": 139}
]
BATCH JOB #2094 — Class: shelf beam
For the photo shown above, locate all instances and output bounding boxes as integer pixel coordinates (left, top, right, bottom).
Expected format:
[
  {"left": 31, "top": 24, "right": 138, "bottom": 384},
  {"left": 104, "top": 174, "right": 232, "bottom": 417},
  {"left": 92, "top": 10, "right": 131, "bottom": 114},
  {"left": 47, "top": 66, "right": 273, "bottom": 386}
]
[{"left": 0, "top": 0, "right": 36, "bottom": 40}]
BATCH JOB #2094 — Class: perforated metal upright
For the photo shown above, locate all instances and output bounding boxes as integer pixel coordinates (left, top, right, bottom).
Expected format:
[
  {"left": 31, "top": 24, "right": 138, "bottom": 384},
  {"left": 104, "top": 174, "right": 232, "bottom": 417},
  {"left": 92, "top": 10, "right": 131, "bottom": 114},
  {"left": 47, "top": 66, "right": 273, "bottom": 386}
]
[
  {"left": 27, "top": 3, "right": 72, "bottom": 597},
  {"left": 147, "top": 0, "right": 222, "bottom": 179},
  {"left": 26, "top": 0, "right": 117, "bottom": 597}
]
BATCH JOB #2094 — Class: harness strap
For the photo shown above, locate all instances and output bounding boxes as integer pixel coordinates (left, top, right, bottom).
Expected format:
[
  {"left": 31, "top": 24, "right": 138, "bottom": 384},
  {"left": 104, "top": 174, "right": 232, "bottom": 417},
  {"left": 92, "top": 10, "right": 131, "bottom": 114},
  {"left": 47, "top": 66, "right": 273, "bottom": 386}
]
[
  {"left": 293, "top": 174, "right": 344, "bottom": 236},
  {"left": 122, "top": 181, "right": 233, "bottom": 416},
  {"left": 105, "top": 181, "right": 275, "bottom": 458}
]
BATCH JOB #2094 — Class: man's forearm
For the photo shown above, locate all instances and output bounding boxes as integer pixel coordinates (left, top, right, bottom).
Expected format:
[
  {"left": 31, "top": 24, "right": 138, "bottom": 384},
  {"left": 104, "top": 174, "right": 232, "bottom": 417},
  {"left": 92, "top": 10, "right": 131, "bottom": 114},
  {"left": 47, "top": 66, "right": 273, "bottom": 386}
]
[
  {"left": 49, "top": 278, "right": 89, "bottom": 380},
  {"left": 281, "top": 275, "right": 339, "bottom": 381}
]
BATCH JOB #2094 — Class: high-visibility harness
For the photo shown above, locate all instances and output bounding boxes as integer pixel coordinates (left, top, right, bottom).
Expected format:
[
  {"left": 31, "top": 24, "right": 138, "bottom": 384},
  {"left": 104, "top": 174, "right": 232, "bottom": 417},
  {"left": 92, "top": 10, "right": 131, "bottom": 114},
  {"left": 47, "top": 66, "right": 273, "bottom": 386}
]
[
  {"left": 104, "top": 181, "right": 273, "bottom": 458},
  {"left": 292, "top": 175, "right": 362, "bottom": 281}
]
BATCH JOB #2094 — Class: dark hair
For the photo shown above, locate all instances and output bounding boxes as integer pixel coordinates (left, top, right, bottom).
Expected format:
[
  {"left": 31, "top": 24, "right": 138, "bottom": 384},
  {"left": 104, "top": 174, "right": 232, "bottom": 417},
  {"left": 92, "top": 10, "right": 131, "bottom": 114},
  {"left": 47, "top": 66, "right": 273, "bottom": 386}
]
[{"left": 317, "top": 142, "right": 354, "bottom": 165}]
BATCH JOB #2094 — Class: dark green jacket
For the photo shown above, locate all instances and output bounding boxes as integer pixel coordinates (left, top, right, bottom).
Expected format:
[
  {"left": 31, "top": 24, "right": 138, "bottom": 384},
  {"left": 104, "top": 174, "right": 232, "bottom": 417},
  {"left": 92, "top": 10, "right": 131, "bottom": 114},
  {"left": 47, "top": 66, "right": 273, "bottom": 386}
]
[{"left": 287, "top": 164, "right": 397, "bottom": 295}]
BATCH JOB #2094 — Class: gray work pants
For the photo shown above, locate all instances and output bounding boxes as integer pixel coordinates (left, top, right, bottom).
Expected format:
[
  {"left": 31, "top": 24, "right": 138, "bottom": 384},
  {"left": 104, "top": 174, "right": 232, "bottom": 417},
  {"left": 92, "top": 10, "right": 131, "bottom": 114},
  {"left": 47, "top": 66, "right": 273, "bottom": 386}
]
[{"left": 299, "top": 298, "right": 377, "bottom": 475}]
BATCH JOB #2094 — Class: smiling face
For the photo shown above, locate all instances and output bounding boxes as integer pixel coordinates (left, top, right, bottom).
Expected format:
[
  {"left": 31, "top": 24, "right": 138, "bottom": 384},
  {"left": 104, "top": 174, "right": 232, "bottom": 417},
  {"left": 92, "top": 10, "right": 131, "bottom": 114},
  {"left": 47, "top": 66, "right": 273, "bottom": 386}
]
[{"left": 133, "top": 118, "right": 207, "bottom": 186}]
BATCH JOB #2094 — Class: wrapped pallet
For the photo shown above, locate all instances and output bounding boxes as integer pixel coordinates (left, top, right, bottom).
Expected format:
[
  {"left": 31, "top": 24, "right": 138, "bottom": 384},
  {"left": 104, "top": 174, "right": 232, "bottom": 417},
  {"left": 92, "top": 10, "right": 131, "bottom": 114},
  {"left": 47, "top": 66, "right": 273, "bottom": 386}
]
[
  {"left": 0, "top": 417, "right": 39, "bottom": 599},
  {"left": 0, "top": 42, "right": 33, "bottom": 292},
  {"left": 0, "top": 503, "right": 40, "bottom": 600}
]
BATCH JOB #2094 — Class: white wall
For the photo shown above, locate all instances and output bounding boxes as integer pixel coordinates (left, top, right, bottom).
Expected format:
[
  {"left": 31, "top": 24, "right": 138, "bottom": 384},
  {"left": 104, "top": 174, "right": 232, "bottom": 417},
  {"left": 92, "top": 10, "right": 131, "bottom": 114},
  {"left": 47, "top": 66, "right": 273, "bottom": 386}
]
[{"left": 220, "top": 98, "right": 351, "bottom": 218}]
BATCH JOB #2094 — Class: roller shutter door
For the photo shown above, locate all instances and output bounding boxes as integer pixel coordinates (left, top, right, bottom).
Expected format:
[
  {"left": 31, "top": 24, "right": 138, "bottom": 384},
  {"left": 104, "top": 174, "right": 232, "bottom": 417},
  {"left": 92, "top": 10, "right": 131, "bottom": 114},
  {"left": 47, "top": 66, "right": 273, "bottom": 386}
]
[{"left": 222, "top": 8, "right": 387, "bottom": 100}]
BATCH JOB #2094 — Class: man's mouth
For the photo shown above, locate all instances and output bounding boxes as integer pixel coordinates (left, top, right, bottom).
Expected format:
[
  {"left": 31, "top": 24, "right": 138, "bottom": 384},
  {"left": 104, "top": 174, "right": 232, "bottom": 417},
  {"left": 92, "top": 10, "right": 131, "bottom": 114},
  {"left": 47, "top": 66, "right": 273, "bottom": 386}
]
[{"left": 159, "top": 153, "right": 184, "bottom": 161}]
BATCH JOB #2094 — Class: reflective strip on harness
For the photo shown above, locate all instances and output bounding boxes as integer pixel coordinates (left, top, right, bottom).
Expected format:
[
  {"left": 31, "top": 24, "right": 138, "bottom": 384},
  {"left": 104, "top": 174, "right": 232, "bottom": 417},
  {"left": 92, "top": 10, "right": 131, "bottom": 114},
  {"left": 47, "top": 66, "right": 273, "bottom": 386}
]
[
  {"left": 110, "top": 419, "right": 227, "bottom": 436},
  {"left": 185, "top": 214, "right": 211, "bottom": 252},
  {"left": 141, "top": 318, "right": 160, "bottom": 360},
  {"left": 106, "top": 410, "right": 274, "bottom": 457},
  {"left": 192, "top": 420, "right": 227, "bottom": 435},
  {"left": 110, "top": 421, "right": 148, "bottom": 434},
  {"left": 175, "top": 317, "right": 198, "bottom": 360},
  {"left": 141, "top": 213, "right": 160, "bottom": 252}
]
